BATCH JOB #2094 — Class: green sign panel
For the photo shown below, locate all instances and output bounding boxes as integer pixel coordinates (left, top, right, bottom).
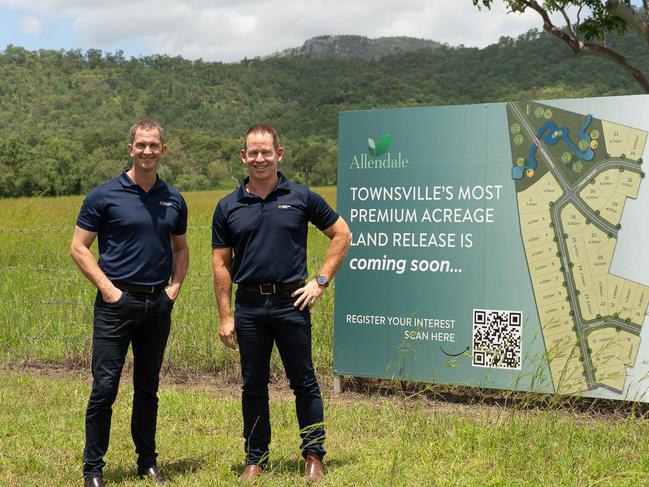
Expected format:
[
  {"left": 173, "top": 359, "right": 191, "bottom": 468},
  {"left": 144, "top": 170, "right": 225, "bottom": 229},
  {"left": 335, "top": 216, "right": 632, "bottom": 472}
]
[{"left": 333, "top": 96, "right": 649, "bottom": 401}]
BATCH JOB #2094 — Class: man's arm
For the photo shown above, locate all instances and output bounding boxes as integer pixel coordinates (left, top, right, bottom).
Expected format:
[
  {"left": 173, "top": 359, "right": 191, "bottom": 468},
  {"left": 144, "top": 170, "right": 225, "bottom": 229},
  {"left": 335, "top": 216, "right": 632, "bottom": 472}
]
[
  {"left": 69, "top": 225, "right": 122, "bottom": 303},
  {"left": 212, "top": 247, "right": 237, "bottom": 349},
  {"left": 292, "top": 216, "right": 352, "bottom": 310},
  {"left": 165, "top": 233, "right": 189, "bottom": 300}
]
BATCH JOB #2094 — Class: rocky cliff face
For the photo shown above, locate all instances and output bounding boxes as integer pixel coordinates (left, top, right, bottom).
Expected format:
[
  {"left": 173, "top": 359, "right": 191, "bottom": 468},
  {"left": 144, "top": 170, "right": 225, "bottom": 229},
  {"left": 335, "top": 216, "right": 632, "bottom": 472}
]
[{"left": 270, "top": 35, "right": 441, "bottom": 60}]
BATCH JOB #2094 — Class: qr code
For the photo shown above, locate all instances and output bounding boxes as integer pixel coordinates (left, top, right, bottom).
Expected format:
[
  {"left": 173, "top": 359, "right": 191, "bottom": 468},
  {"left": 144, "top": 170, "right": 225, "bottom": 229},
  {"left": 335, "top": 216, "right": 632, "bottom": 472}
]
[{"left": 472, "top": 309, "right": 522, "bottom": 370}]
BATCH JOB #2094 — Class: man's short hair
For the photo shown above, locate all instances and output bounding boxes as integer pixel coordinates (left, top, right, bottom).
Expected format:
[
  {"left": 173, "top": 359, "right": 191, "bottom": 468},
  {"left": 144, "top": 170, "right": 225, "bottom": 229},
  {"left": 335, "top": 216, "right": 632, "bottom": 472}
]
[
  {"left": 243, "top": 124, "right": 280, "bottom": 151},
  {"left": 130, "top": 119, "right": 165, "bottom": 145}
]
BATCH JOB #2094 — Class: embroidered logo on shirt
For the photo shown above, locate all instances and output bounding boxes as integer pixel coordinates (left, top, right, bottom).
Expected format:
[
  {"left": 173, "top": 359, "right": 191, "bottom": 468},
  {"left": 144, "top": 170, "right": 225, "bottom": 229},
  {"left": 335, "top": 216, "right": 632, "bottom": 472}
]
[
  {"left": 159, "top": 201, "right": 173, "bottom": 207},
  {"left": 277, "top": 204, "right": 292, "bottom": 209}
]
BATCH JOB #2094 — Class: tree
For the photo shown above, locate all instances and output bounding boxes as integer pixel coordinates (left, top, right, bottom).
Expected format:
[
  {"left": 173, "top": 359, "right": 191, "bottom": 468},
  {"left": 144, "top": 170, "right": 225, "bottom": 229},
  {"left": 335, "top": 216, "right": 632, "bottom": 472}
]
[
  {"left": 473, "top": 1, "right": 649, "bottom": 92},
  {"left": 573, "top": 159, "right": 584, "bottom": 172}
]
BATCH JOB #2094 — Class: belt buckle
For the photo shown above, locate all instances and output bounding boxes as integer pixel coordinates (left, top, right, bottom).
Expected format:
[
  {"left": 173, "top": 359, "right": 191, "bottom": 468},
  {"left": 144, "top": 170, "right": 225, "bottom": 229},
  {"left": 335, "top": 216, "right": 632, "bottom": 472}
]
[{"left": 259, "top": 283, "right": 275, "bottom": 295}]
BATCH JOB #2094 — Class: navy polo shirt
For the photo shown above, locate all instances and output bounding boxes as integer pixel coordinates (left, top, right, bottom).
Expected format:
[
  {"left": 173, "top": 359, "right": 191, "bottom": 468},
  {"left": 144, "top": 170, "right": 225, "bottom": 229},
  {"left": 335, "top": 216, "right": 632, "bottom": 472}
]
[
  {"left": 212, "top": 172, "right": 339, "bottom": 284},
  {"left": 77, "top": 171, "right": 188, "bottom": 285}
]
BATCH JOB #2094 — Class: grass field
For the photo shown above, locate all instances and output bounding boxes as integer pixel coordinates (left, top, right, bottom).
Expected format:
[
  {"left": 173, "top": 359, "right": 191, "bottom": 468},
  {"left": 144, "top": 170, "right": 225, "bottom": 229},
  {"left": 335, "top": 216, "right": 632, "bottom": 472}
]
[
  {"left": 0, "top": 187, "right": 337, "bottom": 374},
  {"left": 4, "top": 188, "right": 649, "bottom": 486},
  {"left": 2, "top": 368, "right": 649, "bottom": 486}
]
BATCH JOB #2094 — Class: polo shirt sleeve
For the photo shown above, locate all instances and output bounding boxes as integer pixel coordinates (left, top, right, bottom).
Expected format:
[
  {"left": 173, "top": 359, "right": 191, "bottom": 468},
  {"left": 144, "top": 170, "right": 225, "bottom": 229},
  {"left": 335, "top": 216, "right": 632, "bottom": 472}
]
[
  {"left": 306, "top": 190, "right": 339, "bottom": 231},
  {"left": 76, "top": 187, "right": 105, "bottom": 232},
  {"left": 172, "top": 195, "right": 188, "bottom": 235},
  {"left": 212, "top": 201, "right": 232, "bottom": 248}
]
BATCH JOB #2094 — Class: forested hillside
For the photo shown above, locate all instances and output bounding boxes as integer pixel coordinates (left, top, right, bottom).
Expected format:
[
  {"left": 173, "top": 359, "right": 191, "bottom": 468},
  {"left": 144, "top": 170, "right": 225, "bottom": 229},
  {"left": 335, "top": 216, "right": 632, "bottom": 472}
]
[
  {"left": 270, "top": 35, "right": 441, "bottom": 60},
  {"left": 1, "top": 29, "right": 648, "bottom": 197}
]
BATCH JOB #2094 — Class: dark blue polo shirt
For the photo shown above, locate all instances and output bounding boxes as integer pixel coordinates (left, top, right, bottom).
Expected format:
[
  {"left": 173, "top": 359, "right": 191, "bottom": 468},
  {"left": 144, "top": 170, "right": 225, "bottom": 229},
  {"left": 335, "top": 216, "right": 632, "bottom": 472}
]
[
  {"left": 77, "top": 171, "right": 188, "bottom": 286},
  {"left": 212, "top": 172, "right": 339, "bottom": 284}
]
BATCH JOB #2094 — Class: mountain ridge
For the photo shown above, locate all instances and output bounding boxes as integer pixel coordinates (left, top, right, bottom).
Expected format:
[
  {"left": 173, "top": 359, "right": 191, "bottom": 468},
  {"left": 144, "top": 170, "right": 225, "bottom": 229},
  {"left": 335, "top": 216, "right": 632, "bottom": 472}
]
[{"left": 269, "top": 35, "right": 442, "bottom": 60}]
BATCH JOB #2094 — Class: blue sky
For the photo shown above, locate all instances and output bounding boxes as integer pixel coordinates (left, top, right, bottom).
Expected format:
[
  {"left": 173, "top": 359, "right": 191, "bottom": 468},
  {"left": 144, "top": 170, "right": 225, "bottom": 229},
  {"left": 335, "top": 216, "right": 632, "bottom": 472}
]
[
  {"left": 0, "top": 7, "right": 143, "bottom": 58},
  {"left": 0, "top": 1, "right": 610, "bottom": 62}
]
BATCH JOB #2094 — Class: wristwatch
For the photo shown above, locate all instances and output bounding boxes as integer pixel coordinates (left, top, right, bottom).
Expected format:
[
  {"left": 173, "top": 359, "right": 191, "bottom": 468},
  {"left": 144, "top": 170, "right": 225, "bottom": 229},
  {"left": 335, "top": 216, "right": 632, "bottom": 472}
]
[{"left": 316, "top": 274, "right": 329, "bottom": 288}]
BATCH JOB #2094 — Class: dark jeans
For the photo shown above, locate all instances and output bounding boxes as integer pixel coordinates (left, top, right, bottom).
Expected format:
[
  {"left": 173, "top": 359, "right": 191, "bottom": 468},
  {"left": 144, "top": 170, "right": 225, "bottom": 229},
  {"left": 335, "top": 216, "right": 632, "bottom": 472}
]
[
  {"left": 234, "top": 290, "right": 326, "bottom": 466},
  {"left": 83, "top": 290, "right": 173, "bottom": 478}
]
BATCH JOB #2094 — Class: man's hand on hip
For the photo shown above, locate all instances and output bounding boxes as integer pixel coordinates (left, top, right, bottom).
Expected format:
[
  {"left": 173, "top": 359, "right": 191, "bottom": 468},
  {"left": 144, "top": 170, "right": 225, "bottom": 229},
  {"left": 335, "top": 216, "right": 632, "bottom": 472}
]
[
  {"left": 219, "top": 317, "right": 237, "bottom": 349},
  {"left": 164, "top": 283, "right": 181, "bottom": 301},
  {"left": 292, "top": 280, "right": 325, "bottom": 311},
  {"left": 102, "top": 286, "right": 123, "bottom": 304}
]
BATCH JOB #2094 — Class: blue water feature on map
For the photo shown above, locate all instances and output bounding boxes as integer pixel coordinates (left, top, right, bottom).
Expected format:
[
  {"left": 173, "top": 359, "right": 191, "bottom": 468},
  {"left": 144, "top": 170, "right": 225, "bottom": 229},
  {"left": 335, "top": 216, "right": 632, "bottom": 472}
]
[{"left": 512, "top": 114, "right": 594, "bottom": 179}]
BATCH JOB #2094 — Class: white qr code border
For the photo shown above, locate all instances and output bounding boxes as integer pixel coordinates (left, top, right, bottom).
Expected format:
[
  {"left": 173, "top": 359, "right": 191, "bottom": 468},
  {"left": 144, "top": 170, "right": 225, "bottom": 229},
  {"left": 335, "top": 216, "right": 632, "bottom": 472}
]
[{"left": 471, "top": 308, "right": 523, "bottom": 370}]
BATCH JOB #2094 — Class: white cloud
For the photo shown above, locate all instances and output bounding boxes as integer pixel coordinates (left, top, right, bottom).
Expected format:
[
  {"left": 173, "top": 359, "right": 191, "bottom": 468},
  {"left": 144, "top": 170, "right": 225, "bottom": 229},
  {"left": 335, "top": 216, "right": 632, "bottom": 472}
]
[
  {"left": 18, "top": 16, "right": 41, "bottom": 35},
  {"left": 0, "top": 1, "right": 563, "bottom": 61}
]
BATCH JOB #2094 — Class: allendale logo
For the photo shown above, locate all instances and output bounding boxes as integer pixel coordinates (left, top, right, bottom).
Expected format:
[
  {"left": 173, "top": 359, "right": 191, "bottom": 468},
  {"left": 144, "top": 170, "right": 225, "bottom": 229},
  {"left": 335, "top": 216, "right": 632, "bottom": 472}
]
[{"left": 350, "top": 133, "right": 408, "bottom": 170}]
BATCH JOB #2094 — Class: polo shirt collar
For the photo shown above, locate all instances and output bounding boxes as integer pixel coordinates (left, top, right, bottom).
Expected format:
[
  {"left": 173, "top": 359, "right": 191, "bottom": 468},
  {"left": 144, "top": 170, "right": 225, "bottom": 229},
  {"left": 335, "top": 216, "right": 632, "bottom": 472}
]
[
  {"left": 236, "top": 172, "right": 290, "bottom": 201},
  {"left": 119, "top": 170, "right": 164, "bottom": 192}
]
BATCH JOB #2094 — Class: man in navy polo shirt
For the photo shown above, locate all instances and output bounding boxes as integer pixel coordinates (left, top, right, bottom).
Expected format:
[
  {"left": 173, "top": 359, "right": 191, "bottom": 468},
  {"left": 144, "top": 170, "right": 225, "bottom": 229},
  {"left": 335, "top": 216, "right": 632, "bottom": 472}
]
[
  {"left": 70, "top": 120, "right": 188, "bottom": 487},
  {"left": 212, "top": 124, "right": 351, "bottom": 483}
]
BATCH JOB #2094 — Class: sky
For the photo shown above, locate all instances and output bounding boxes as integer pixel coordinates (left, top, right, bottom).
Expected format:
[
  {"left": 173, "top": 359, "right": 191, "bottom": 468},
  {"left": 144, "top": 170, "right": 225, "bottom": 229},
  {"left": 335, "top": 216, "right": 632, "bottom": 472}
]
[{"left": 0, "top": 1, "right": 583, "bottom": 62}]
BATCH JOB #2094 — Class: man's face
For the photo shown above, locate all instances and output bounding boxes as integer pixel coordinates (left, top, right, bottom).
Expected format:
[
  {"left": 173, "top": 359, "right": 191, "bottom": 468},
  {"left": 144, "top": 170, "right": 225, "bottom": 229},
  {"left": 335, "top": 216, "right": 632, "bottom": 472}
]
[
  {"left": 240, "top": 131, "right": 283, "bottom": 183},
  {"left": 128, "top": 128, "right": 167, "bottom": 173}
]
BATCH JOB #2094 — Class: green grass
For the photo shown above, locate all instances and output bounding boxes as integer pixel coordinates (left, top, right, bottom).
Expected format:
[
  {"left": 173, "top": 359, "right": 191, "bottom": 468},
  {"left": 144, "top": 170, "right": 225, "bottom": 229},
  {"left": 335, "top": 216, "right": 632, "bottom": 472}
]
[
  {"left": 0, "top": 187, "right": 337, "bottom": 375},
  {"left": 1, "top": 369, "right": 649, "bottom": 486},
  {"left": 5, "top": 189, "right": 649, "bottom": 486}
]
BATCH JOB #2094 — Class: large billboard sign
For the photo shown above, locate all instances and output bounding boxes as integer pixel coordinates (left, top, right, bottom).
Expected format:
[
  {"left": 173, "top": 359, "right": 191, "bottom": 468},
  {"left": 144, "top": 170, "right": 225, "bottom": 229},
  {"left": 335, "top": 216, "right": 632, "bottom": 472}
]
[{"left": 333, "top": 96, "right": 649, "bottom": 402}]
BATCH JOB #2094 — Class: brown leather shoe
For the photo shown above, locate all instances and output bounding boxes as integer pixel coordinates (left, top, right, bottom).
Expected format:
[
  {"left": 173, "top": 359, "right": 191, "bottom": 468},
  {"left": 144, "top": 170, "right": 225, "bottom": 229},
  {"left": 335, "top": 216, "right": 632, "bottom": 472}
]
[
  {"left": 305, "top": 452, "right": 324, "bottom": 482},
  {"left": 239, "top": 464, "right": 263, "bottom": 483},
  {"left": 84, "top": 477, "right": 104, "bottom": 487},
  {"left": 138, "top": 466, "right": 167, "bottom": 484}
]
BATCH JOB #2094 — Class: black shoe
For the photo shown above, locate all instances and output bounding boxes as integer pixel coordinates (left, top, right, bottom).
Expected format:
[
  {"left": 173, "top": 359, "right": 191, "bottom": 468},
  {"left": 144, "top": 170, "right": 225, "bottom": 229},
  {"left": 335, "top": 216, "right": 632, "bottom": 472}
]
[
  {"left": 84, "top": 477, "right": 104, "bottom": 487},
  {"left": 139, "top": 466, "right": 167, "bottom": 484}
]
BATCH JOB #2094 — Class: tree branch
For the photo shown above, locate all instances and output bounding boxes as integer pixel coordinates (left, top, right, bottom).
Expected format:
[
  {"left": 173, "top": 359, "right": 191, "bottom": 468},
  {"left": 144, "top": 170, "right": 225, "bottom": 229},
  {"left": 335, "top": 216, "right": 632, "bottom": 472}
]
[
  {"left": 220, "top": 160, "right": 240, "bottom": 188},
  {"left": 558, "top": 5, "right": 577, "bottom": 38},
  {"left": 576, "top": 5, "right": 583, "bottom": 35},
  {"left": 606, "top": 0, "right": 649, "bottom": 44},
  {"left": 474, "top": 0, "right": 649, "bottom": 92},
  {"left": 577, "top": 40, "right": 649, "bottom": 92},
  {"left": 524, "top": 0, "right": 649, "bottom": 92}
]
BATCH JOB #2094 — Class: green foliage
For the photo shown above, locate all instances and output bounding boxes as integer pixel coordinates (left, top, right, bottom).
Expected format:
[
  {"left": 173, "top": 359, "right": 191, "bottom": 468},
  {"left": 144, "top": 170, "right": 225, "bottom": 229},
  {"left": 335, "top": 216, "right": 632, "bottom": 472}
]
[
  {"left": 573, "top": 159, "right": 584, "bottom": 173},
  {"left": 473, "top": 1, "right": 649, "bottom": 92},
  {"left": 579, "top": 0, "right": 631, "bottom": 41},
  {"left": 474, "top": 1, "right": 631, "bottom": 41},
  {"left": 561, "top": 152, "right": 573, "bottom": 164},
  {"left": 2, "top": 26, "right": 649, "bottom": 197}
]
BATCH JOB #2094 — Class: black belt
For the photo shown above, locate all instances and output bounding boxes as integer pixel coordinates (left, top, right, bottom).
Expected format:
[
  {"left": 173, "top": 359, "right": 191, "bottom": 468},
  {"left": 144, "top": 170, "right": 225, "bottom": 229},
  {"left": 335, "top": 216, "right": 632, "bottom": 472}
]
[
  {"left": 113, "top": 282, "right": 166, "bottom": 295},
  {"left": 238, "top": 280, "right": 305, "bottom": 295}
]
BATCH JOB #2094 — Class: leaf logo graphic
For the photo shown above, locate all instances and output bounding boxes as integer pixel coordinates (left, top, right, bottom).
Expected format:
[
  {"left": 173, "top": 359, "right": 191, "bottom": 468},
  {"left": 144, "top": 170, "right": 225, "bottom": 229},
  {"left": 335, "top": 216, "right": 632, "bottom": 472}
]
[{"left": 368, "top": 133, "right": 391, "bottom": 156}]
